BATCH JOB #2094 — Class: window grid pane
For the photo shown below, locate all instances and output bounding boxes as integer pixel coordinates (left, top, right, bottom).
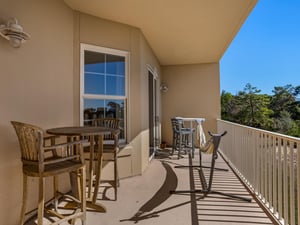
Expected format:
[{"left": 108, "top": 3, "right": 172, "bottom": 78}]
[
  {"left": 83, "top": 98, "right": 125, "bottom": 138},
  {"left": 82, "top": 45, "right": 127, "bottom": 140},
  {"left": 84, "top": 73, "right": 105, "bottom": 95},
  {"left": 84, "top": 51, "right": 125, "bottom": 96}
]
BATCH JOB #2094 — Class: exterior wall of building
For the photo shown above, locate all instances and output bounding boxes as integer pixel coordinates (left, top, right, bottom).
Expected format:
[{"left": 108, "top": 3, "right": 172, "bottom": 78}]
[
  {"left": 77, "top": 13, "right": 162, "bottom": 176},
  {"left": 139, "top": 34, "right": 162, "bottom": 172},
  {"left": 161, "top": 63, "right": 221, "bottom": 146},
  {"left": 0, "top": 1, "right": 161, "bottom": 223},
  {"left": 0, "top": 1, "right": 221, "bottom": 223},
  {"left": 0, "top": 1, "right": 75, "bottom": 224}
]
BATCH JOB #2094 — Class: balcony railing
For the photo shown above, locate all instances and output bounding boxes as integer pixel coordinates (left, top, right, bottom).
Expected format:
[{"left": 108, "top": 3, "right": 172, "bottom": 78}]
[{"left": 217, "top": 119, "right": 300, "bottom": 225}]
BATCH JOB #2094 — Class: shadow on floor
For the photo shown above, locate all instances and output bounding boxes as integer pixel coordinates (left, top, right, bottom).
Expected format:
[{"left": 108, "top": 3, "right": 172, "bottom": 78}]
[
  {"left": 120, "top": 151, "right": 274, "bottom": 225},
  {"left": 120, "top": 160, "right": 179, "bottom": 223}
]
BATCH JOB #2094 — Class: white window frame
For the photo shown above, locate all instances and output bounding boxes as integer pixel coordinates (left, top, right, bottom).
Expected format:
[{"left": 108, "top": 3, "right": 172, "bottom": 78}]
[{"left": 80, "top": 43, "right": 129, "bottom": 141}]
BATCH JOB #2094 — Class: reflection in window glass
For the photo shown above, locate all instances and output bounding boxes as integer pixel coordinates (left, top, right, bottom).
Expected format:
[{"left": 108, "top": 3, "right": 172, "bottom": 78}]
[
  {"left": 106, "top": 55, "right": 125, "bottom": 75},
  {"left": 84, "top": 73, "right": 105, "bottom": 95},
  {"left": 85, "top": 63, "right": 105, "bottom": 74},
  {"left": 106, "top": 75, "right": 125, "bottom": 95},
  {"left": 83, "top": 99, "right": 125, "bottom": 138},
  {"left": 83, "top": 99, "right": 105, "bottom": 123},
  {"left": 84, "top": 51, "right": 126, "bottom": 96},
  {"left": 82, "top": 45, "right": 127, "bottom": 140},
  {"left": 84, "top": 51, "right": 105, "bottom": 73}
]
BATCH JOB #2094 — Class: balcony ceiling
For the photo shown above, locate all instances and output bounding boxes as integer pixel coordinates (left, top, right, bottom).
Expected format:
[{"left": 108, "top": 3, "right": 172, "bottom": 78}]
[{"left": 64, "top": 0, "right": 257, "bottom": 66}]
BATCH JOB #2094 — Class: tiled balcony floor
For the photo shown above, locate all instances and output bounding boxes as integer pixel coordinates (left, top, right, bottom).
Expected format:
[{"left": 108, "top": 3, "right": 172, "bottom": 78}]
[{"left": 26, "top": 149, "right": 274, "bottom": 225}]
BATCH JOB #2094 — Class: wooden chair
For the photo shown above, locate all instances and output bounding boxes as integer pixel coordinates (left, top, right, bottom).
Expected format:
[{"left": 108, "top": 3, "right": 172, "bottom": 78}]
[
  {"left": 86, "top": 118, "right": 120, "bottom": 200},
  {"left": 11, "top": 121, "right": 87, "bottom": 225}
]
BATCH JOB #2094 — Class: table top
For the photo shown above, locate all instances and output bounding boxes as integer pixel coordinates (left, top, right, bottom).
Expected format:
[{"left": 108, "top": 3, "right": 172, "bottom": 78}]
[
  {"left": 47, "top": 126, "right": 118, "bottom": 136},
  {"left": 175, "top": 117, "right": 205, "bottom": 122}
]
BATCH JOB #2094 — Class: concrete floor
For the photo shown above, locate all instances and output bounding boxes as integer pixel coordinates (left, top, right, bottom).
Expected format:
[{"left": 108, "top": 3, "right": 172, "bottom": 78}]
[
  {"left": 26, "top": 149, "right": 274, "bottom": 225},
  {"left": 85, "top": 150, "right": 274, "bottom": 225}
]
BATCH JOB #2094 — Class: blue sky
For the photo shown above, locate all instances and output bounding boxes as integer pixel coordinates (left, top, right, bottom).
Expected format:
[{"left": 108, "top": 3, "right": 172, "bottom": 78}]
[{"left": 220, "top": 0, "right": 300, "bottom": 95}]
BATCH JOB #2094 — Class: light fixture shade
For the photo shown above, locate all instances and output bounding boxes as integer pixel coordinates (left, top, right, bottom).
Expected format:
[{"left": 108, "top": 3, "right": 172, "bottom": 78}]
[
  {"left": 9, "top": 35, "right": 22, "bottom": 48},
  {"left": 160, "top": 82, "right": 168, "bottom": 93},
  {"left": 0, "top": 18, "right": 30, "bottom": 48}
]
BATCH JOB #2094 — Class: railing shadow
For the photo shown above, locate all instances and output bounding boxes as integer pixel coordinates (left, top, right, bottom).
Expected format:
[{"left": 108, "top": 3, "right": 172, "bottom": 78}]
[
  {"left": 120, "top": 151, "right": 274, "bottom": 225},
  {"left": 194, "top": 155, "right": 274, "bottom": 225}
]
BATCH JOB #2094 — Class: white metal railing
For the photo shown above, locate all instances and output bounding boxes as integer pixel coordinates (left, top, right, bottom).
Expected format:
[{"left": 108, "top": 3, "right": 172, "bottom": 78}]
[{"left": 217, "top": 119, "right": 300, "bottom": 225}]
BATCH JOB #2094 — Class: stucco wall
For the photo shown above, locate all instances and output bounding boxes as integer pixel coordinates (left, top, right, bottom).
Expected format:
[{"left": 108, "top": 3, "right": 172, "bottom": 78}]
[
  {"left": 139, "top": 34, "right": 162, "bottom": 172},
  {"left": 77, "top": 13, "right": 162, "bottom": 176},
  {"left": 161, "top": 63, "right": 221, "bottom": 145},
  {"left": 0, "top": 1, "right": 162, "bottom": 224},
  {"left": 0, "top": 0, "right": 74, "bottom": 224},
  {"left": 0, "top": 1, "right": 221, "bottom": 224}
]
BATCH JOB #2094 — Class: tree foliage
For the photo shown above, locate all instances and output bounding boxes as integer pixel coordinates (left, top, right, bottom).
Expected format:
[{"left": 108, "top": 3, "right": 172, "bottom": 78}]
[{"left": 221, "top": 83, "right": 300, "bottom": 137}]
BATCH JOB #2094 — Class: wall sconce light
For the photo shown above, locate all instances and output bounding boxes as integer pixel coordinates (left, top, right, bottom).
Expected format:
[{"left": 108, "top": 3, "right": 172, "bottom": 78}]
[
  {"left": 160, "top": 82, "right": 168, "bottom": 93},
  {"left": 0, "top": 18, "right": 30, "bottom": 48}
]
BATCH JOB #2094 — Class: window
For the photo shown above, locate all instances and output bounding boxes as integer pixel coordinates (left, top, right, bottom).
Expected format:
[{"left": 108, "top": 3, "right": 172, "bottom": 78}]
[{"left": 80, "top": 44, "right": 128, "bottom": 140}]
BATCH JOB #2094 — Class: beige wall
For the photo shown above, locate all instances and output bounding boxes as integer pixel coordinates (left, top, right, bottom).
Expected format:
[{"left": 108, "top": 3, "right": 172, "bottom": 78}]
[
  {"left": 0, "top": 1, "right": 221, "bottom": 224},
  {"left": 161, "top": 63, "right": 221, "bottom": 145},
  {"left": 0, "top": 1, "right": 162, "bottom": 224},
  {"left": 77, "top": 13, "right": 162, "bottom": 176},
  {"left": 0, "top": 1, "right": 75, "bottom": 224},
  {"left": 139, "top": 34, "right": 162, "bottom": 172}
]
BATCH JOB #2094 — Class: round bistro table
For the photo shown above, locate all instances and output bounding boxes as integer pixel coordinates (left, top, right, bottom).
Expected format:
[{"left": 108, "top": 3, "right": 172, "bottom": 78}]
[{"left": 47, "top": 126, "right": 119, "bottom": 212}]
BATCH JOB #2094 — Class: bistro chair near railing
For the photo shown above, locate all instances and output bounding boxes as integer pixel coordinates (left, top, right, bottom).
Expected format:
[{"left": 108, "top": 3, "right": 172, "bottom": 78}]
[
  {"left": 85, "top": 118, "right": 120, "bottom": 200},
  {"left": 170, "top": 118, "right": 195, "bottom": 159},
  {"left": 11, "top": 121, "right": 87, "bottom": 225}
]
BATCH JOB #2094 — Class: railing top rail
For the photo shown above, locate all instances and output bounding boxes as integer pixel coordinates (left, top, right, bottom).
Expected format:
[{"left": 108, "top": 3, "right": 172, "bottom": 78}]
[{"left": 218, "top": 119, "right": 300, "bottom": 142}]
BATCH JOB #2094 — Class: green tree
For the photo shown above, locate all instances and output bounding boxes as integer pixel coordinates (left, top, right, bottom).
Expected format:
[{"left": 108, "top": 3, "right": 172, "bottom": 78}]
[
  {"left": 270, "top": 85, "right": 299, "bottom": 118},
  {"left": 221, "top": 83, "right": 300, "bottom": 137},
  {"left": 273, "top": 110, "right": 293, "bottom": 133},
  {"left": 234, "top": 83, "right": 273, "bottom": 129},
  {"left": 270, "top": 85, "right": 300, "bottom": 136},
  {"left": 221, "top": 90, "right": 235, "bottom": 121}
]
